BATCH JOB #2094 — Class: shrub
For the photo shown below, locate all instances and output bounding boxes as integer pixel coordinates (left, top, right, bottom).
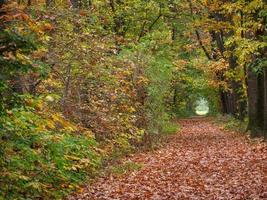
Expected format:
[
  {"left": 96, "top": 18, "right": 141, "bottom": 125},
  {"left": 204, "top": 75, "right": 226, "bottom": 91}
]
[{"left": 0, "top": 101, "right": 101, "bottom": 199}]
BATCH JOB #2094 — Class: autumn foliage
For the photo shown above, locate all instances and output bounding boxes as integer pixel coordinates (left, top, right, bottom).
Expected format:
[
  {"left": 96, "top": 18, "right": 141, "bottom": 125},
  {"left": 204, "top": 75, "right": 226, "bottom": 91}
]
[{"left": 0, "top": 0, "right": 266, "bottom": 199}]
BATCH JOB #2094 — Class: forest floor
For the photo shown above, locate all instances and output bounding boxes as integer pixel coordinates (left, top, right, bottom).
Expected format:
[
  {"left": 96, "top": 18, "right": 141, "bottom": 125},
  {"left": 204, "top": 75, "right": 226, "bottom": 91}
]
[{"left": 68, "top": 118, "right": 267, "bottom": 200}]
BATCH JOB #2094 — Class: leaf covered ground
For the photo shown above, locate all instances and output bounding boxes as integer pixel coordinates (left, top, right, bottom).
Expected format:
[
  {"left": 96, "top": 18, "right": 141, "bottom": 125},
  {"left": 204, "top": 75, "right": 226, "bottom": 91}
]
[{"left": 68, "top": 118, "right": 267, "bottom": 200}]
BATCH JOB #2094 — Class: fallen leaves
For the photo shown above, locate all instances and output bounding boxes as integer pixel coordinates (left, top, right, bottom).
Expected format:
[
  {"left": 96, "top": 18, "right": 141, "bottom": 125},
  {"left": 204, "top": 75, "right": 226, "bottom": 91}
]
[{"left": 68, "top": 118, "right": 267, "bottom": 200}]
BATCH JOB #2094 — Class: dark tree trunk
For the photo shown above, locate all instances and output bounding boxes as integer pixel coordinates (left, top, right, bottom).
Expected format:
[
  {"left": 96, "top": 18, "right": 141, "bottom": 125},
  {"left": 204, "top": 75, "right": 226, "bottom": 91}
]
[
  {"left": 246, "top": 9, "right": 267, "bottom": 137},
  {"left": 172, "top": 25, "right": 177, "bottom": 41},
  {"left": 220, "top": 91, "right": 227, "bottom": 113},
  {"left": 173, "top": 88, "right": 178, "bottom": 107},
  {"left": 257, "top": 72, "right": 265, "bottom": 129},
  {"left": 247, "top": 67, "right": 263, "bottom": 136},
  {"left": 263, "top": 67, "right": 267, "bottom": 136}
]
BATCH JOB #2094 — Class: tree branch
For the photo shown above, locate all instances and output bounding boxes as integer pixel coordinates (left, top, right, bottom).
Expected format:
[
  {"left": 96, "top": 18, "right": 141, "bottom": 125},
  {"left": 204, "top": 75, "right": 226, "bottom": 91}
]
[
  {"left": 195, "top": 30, "right": 212, "bottom": 60},
  {"left": 109, "top": 0, "right": 115, "bottom": 13},
  {"left": 138, "top": 21, "right": 147, "bottom": 42},
  {"left": 137, "top": 5, "right": 162, "bottom": 41},
  {"left": 188, "top": 0, "right": 212, "bottom": 60},
  {"left": 148, "top": 6, "right": 162, "bottom": 31}
]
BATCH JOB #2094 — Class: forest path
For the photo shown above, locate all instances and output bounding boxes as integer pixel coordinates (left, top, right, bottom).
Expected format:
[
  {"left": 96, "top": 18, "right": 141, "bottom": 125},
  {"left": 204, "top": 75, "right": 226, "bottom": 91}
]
[{"left": 68, "top": 118, "right": 267, "bottom": 200}]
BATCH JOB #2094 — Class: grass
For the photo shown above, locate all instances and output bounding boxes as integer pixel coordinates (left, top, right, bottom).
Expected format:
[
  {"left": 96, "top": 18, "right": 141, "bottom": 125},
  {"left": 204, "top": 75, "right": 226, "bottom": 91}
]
[{"left": 162, "top": 121, "right": 180, "bottom": 135}]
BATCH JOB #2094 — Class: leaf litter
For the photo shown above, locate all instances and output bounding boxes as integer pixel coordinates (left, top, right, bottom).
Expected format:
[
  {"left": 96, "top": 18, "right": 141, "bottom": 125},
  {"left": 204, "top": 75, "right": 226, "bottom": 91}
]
[{"left": 68, "top": 118, "right": 267, "bottom": 200}]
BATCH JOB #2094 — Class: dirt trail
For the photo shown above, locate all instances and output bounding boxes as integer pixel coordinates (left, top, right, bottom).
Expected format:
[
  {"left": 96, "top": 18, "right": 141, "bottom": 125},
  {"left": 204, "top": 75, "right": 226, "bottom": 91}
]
[{"left": 68, "top": 118, "right": 267, "bottom": 200}]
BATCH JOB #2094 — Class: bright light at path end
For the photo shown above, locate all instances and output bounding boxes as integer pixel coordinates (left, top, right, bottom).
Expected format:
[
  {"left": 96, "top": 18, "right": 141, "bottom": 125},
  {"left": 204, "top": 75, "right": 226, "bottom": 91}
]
[{"left": 195, "top": 98, "right": 209, "bottom": 116}]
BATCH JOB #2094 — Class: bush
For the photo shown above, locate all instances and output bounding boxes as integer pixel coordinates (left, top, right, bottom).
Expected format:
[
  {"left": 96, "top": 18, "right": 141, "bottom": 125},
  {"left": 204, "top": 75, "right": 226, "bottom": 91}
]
[
  {"left": 0, "top": 103, "right": 101, "bottom": 199},
  {"left": 216, "top": 114, "right": 248, "bottom": 133}
]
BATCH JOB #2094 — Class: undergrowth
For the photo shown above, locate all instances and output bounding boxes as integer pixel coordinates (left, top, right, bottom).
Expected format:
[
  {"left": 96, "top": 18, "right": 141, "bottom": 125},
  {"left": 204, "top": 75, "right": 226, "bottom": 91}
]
[
  {"left": 215, "top": 114, "right": 248, "bottom": 133},
  {"left": 0, "top": 103, "right": 101, "bottom": 199},
  {"left": 162, "top": 121, "right": 180, "bottom": 135}
]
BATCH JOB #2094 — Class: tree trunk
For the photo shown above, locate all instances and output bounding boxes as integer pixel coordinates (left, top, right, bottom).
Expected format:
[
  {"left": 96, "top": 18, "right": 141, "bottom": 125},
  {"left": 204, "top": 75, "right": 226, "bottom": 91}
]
[
  {"left": 263, "top": 67, "right": 267, "bottom": 136},
  {"left": 173, "top": 88, "right": 178, "bottom": 108},
  {"left": 220, "top": 91, "right": 227, "bottom": 113},
  {"left": 257, "top": 71, "right": 264, "bottom": 130},
  {"left": 62, "top": 65, "right": 72, "bottom": 115},
  {"left": 247, "top": 67, "right": 261, "bottom": 136}
]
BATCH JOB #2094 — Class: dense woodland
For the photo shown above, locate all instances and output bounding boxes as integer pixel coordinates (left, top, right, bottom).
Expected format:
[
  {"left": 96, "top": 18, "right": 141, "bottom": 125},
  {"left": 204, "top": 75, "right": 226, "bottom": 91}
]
[{"left": 0, "top": 0, "right": 266, "bottom": 199}]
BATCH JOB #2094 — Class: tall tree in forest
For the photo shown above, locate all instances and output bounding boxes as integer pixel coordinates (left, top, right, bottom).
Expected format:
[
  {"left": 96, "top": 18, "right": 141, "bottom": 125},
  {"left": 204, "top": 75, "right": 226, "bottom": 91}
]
[{"left": 187, "top": 0, "right": 247, "bottom": 119}]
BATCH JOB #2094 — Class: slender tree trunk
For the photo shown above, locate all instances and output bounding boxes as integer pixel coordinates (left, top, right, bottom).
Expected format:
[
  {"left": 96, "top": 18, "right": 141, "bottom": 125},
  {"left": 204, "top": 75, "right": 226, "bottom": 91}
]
[
  {"left": 257, "top": 72, "right": 264, "bottom": 130},
  {"left": 263, "top": 67, "right": 267, "bottom": 136},
  {"left": 173, "top": 88, "right": 178, "bottom": 108},
  {"left": 220, "top": 91, "right": 227, "bottom": 113},
  {"left": 62, "top": 65, "right": 72, "bottom": 115},
  {"left": 172, "top": 25, "right": 177, "bottom": 41}
]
